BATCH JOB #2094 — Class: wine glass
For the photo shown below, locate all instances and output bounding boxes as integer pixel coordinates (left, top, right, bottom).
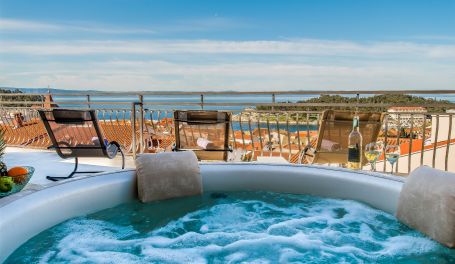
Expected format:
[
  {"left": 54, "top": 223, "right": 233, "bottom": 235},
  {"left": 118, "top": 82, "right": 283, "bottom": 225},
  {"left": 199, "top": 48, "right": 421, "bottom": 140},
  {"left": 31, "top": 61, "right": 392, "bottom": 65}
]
[
  {"left": 385, "top": 145, "right": 400, "bottom": 174},
  {"left": 364, "top": 141, "right": 384, "bottom": 172}
]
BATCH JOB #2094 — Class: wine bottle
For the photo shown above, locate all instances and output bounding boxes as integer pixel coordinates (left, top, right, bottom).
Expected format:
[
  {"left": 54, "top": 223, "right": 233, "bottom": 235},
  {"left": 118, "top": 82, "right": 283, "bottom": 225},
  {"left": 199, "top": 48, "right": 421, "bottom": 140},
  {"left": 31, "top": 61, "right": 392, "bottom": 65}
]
[{"left": 347, "top": 115, "right": 363, "bottom": 169}]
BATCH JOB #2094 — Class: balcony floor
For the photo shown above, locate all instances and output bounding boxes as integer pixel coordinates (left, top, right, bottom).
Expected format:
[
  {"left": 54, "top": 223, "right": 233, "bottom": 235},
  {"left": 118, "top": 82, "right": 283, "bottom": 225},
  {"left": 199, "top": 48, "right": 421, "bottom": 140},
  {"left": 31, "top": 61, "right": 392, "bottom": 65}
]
[{"left": 4, "top": 147, "right": 135, "bottom": 187}]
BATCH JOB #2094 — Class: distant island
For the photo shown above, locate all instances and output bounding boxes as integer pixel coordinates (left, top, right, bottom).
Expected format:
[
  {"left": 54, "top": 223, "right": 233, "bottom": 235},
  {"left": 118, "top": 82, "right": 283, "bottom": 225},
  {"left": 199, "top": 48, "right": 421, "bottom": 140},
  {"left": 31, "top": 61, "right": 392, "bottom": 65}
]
[
  {"left": 0, "top": 88, "right": 43, "bottom": 106},
  {"left": 234, "top": 94, "right": 455, "bottom": 124},
  {"left": 257, "top": 94, "right": 455, "bottom": 113}
]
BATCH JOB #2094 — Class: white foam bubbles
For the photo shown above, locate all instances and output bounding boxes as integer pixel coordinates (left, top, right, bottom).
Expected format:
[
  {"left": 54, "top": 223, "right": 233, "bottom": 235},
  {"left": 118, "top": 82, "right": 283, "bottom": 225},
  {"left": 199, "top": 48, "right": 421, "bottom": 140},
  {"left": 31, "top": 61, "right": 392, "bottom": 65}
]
[{"left": 7, "top": 192, "right": 455, "bottom": 263}]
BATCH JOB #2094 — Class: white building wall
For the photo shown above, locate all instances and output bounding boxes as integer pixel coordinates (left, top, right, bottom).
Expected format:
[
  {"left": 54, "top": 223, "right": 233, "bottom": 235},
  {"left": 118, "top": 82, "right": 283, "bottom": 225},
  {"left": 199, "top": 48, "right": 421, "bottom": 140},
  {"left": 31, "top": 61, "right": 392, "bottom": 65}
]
[
  {"left": 430, "top": 114, "right": 455, "bottom": 143},
  {"left": 371, "top": 142, "right": 455, "bottom": 175}
]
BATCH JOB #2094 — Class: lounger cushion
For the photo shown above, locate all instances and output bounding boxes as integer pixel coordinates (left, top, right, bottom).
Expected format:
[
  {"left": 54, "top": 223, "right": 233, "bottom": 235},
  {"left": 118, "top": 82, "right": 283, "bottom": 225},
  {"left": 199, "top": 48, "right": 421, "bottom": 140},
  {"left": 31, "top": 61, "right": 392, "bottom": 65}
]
[
  {"left": 396, "top": 166, "right": 455, "bottom": 248},
  {"left": 135, "top": 151, "right": 202, "bottom": 203}
]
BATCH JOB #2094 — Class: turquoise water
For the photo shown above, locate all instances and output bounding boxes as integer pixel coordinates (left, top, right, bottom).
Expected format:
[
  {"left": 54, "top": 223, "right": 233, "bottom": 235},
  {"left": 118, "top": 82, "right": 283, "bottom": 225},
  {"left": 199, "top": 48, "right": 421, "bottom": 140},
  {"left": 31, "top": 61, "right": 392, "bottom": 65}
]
[{"left": 6, "top": 192, "right": 455, "bottom": 263}]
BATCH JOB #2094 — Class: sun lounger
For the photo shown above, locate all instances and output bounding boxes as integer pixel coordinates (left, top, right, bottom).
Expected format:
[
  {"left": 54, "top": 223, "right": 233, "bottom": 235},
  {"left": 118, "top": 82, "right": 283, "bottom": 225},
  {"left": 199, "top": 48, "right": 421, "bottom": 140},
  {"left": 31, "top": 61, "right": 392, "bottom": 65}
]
[
  {"left": 302, "top": 110, "right": 384, "bottom": 166},
  {"left": 173, "top": 110, "right": 232, "bottom": 161},
  {"left": 38, "top": 109, "right": 125, "bottom": 181}
]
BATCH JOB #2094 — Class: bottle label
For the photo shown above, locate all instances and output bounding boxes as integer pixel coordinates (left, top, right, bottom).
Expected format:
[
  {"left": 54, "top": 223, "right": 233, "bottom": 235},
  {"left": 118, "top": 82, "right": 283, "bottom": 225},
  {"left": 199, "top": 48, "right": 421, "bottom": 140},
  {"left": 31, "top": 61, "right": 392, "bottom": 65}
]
[{"left": 348, "top": 145, "right": 360, "bottom": 162}]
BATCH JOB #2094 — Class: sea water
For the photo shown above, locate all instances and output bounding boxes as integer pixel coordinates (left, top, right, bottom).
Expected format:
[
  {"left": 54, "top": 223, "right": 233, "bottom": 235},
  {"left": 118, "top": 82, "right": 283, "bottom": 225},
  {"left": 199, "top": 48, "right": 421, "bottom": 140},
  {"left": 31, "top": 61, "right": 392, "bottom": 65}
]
[{"left": 6, "top": 192, "right": 455, "bottom": 263}]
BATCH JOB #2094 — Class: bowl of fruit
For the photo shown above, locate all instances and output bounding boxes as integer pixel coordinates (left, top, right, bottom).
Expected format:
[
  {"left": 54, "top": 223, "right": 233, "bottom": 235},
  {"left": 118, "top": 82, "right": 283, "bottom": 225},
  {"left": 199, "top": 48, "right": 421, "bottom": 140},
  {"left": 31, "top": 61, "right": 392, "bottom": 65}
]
[{"left": 0, "top": 166, "right": 35, "bottom": 198}]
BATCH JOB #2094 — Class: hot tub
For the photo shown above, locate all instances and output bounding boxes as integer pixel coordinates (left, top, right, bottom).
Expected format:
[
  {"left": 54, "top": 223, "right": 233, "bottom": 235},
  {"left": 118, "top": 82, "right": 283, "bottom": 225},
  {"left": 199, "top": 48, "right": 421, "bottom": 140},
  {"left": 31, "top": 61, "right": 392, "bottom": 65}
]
[{"left": 0, "top": 164, "right": 406, "bottom": 262}]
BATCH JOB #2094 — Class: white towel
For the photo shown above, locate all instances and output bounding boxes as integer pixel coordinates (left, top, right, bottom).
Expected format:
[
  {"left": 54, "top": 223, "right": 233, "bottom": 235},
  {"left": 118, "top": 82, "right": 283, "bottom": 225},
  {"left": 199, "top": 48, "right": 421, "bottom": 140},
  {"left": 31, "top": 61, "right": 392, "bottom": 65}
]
[
  {"left": 135, "top": 151, "right": 202, "bottom": 203},
  {"left": 320, "top": 139, "right": 341, "bottom": 151},
  {"left": 197, "top": 137, "right": 216, "bottom": 150}
]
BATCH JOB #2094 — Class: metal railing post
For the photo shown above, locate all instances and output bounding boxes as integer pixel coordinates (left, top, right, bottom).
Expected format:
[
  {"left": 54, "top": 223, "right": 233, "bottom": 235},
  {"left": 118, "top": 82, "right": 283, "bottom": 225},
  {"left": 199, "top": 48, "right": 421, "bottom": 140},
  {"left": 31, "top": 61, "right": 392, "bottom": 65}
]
[
  {"left": 200, "top": 94, "right": 204, "bottom": 110},
  {"left": 257, "top": 113, "right": 264, "bottom": 156},
  {"left": 445, "top": 114, "right": 453, "bottom": 171},
  {"left": 266, "top": 113, "right": 272, "bottom": 157},
  {"left": 286, "top": 113, "right": 291, "bottom": 161},
  {"left": 238, "top": 113, "right": 246, "bottom": 151},
  {"left": 407, "top": 114, "right": 414, "bottom": 174},
  {"left": 139, "top": 95, "right": 144, "bottom": 153},
  {"left": 306, "top": 110, "right": 311, "bottom": 148},
  {"left": 247, "top": 112, "right": 255, "bottom": 159},
  {"left": 295, "top": 113, "right": 302, "bottom": 152},
  {"left": 432, "top": 115, "right": 440, "bottom": 168},
  {"left": 383, "top": 114, "right": 389, "bottom": 173},
  {"left": 86, "top": 95, "right": 91, "bottom": 109},
  {"left": 420, "top": 115, "right": 427, "bottom": 166},
  {"left": 131, "top": 102, "right": 137, "bottom": 159},
  {"left": 276, "top": 113, "right": 283, "bottom": 157},
  {"left": 395, "top": 114, "right": 401, "bottom": 173},
  {"left": 271, "top": 93, "right": 276, "bottom": 111}
]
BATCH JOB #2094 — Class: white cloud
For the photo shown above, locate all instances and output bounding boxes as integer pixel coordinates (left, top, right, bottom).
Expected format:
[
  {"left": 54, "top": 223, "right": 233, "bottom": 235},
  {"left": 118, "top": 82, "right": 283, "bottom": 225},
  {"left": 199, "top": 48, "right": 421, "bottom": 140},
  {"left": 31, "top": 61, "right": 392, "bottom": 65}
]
[
  {"left": 1, "top": 22, "right": 455, "bottom": 91},
  {"left": 0, "top": 19, "right": 61, "bottom": 32},
  {"left": 2, "top": 58, "right": 454, "bottom": 91},
  {"left": 406, "top": 35, "right": 455, "bottom": 41},
  {"left": 0, "top": 17, "right": 244, "bottom": 35},
  {"left": 1, "top": 39, "right": 455, "bottom": 59},
  {"left": 0, "top": 18, "right": 155, "bottom": 34}
]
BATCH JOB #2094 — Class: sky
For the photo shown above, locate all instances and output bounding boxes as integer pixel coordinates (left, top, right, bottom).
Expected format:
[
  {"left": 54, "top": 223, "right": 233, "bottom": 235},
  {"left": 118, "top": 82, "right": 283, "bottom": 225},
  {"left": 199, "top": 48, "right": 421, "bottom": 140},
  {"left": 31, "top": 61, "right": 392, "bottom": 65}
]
[{"left": 0, "top": 0, "right": 454, "bottom": 91}]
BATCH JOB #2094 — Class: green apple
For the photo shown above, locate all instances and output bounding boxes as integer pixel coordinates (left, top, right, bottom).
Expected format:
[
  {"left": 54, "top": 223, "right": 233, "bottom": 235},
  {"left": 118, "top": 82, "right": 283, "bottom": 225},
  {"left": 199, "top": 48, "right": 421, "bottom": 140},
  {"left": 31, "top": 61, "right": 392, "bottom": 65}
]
[{"left": 0, "top": 176, "right": 15, "bottom": 193}]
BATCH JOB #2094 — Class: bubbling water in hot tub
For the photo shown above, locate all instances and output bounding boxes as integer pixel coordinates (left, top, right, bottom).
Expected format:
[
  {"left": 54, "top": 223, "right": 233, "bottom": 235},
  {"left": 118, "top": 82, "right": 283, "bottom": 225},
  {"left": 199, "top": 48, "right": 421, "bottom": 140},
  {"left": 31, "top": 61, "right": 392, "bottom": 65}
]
[{"left": 7, "top": 192, "right": 455, "bottom": 263}]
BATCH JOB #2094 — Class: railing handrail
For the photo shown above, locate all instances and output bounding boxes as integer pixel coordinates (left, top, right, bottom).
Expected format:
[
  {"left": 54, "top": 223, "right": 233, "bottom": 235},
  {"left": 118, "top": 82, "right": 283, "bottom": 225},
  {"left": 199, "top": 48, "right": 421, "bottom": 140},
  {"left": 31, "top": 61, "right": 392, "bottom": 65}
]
[
  {"left": 2, "top": 100, "right": 455, "bottom": 109},
  {"left": 1, "top": 105, "right": 454, "bottom": 116},
  {"left": 1, "top": 89, "right": 455, "bottom": 97}
]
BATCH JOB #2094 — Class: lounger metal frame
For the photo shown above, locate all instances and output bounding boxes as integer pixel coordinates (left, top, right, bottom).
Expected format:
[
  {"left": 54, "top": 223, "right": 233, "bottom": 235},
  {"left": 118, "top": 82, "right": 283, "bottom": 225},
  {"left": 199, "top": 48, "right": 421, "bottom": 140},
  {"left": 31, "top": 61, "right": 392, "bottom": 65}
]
[
  {"left": 173, "top": 110, "right": 232, "bottom": 161},
  {"left": 39, "top": 109, "right": 125, "bottom": 181}
]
